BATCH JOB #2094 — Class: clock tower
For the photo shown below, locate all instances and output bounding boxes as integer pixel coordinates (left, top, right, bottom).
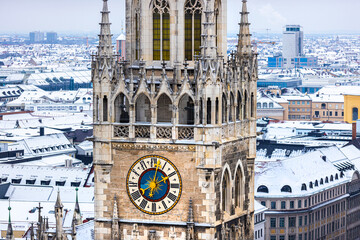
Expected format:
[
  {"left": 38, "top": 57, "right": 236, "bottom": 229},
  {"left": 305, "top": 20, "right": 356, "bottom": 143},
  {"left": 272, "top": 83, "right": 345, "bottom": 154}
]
[{"left": 92, "top": 0, "right": 257, "bottom": 239}]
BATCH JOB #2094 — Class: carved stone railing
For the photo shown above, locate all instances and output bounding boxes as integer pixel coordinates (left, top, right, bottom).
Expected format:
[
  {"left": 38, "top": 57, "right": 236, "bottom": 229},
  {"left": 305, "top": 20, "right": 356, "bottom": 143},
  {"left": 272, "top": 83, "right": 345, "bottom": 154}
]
[
  {"left": 114, "top": 125, "right": 129, "bottom": 138},
  {"left": 135, "top": 125, "right": 151, "bottom": 138},
  {"left": 178, "top": 127, "right": 194, "bottom": 140},
  {"left": 156, "top": 126, "right": 172, "bottom": 139}
]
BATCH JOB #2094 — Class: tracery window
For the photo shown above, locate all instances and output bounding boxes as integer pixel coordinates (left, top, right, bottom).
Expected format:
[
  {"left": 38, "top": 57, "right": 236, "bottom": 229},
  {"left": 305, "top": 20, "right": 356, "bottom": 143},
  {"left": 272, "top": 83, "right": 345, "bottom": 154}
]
[
  {"left": 153, "top": 0, "right": 170, "bottom": 61},
  {"left": 184, "top": 0, "right": 202, "bottom": 60}
]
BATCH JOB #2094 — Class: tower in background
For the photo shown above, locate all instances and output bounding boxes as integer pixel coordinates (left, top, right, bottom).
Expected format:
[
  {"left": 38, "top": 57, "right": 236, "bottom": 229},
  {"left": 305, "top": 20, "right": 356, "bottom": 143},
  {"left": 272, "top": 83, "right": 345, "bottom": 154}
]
[{"left": 282, "top": 25, "right": 303, "bottom": 68}]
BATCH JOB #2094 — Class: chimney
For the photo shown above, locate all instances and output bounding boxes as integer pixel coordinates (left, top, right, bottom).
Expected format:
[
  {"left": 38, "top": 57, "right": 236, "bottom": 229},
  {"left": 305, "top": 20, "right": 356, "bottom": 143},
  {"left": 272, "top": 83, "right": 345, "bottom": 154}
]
[
  {"left": 352, "top": 122, "right": 357, "bottom": 140},
  {"left": 65, "top": 159, "right": 73, "bottom": 168},
  {"left": 40, "top": 127, "right": 45, "bottom": 136}
]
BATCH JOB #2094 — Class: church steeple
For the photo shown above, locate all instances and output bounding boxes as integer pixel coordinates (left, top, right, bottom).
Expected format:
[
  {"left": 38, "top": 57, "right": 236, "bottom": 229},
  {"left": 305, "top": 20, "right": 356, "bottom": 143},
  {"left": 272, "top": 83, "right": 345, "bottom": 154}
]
[
  {"left": 73, "top": 188, "right": 82, "bottom": 225},
  {"left": 55, "top": 190, "right": 64, "bottom": 240},
  {"left": 6, "top": 201, "right": 14, "bottom": 240},
  {"left": 237, "top": 0, "right": 252, "bottom": 57},
  {"left": 98, "top": 0, "right": 113, "bottom": 56}
]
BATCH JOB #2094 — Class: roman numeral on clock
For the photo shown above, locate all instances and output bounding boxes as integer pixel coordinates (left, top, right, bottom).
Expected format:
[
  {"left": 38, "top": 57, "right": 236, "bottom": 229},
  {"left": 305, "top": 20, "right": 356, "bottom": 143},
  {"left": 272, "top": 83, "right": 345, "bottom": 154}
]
[
  {"left": 168, "top": 171, "right": 176, "bottom": 178},
  {"left": 152, "top": 203, "right": 156, "bottom": 212},
  {"left": 171, "top": 183, "right": 180, "bottom": 189},
  {"left": 139, "top": 161, "right": 147, "bottom": 170},
  {"left": 128, "top": 181, "right": 137, "bottom": 188},
  {"left": 140, "top": 199, "right": 148, "bottom": 209},
  {"left": 151, "top": 158, "right": 157, "bottom": 167},
  {"left": 168, "top": 193, "right": 177, "bottom": 202},
  {"left": 132, "top": 169, "right": 140, "bottom": 176},
  {"left": 131, "top": 191, "right": 141, "bottom": 201},
  {"left": 162, "top": 200, "right": 168, "bottom": 209}
]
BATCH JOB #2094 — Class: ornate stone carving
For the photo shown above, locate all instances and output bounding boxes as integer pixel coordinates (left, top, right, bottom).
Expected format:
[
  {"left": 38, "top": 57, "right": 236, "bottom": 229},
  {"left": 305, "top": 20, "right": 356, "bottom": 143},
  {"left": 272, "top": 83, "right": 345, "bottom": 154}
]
[
  {"left": 178, "top": 127, "right": 194, "bottom": 140},
  {"left": 135, "top": 126, "right": 151, "bottom": 138},
  {"left": 114, "top": 125, "right": 129, "bottom": 138},
  {"left": 112, "top": 143, "right": 196, "bottom": 152},
  {"left": 156, "top": 126, "right": 172, "bottom": 139}
]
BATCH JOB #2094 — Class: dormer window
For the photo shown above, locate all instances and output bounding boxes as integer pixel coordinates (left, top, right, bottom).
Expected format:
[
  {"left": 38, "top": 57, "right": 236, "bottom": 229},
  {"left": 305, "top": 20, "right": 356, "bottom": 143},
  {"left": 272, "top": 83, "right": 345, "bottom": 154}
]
[
  {"left": 257, "top": 185, "right": 269, "bottom": 193},
  {"left": 301, "top": 183, "right": 307, "bottom": 191},
  {"left": 281, "top": 185, "right": 292, "bottom": 193}
]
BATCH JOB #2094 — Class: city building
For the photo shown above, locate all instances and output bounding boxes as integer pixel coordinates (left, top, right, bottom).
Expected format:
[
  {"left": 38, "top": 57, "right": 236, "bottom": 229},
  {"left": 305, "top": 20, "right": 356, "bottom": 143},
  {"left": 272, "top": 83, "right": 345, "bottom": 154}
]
[
  {"left": 92, "top": 0, "right": 257, "bottom": 239},
  {"left": 46, "top": 32, "right": 58, "bottom": 43},
  {"left": 344, "top": 94, "right": 360, "bottom": 123},
  {"left": 255, "top": 144, "right": 360, "bottom": 240},
  {"left": 254, "top": 200, "right": 267, "bottom": 240},
  {"left": 283, "top": 25, "right": 303, "bottom": 68},
  {"left": 116, "top": 33, "right": 126, "bottom": 60},
  {"left": 29, "top": 31, "right": 44, "bottom": 43}
]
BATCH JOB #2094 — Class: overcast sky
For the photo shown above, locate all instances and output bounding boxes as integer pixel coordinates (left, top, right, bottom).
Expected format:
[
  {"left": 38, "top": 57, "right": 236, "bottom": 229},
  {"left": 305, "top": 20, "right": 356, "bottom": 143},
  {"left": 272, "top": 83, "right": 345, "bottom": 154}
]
[{"left": 1, "top": 0, "right": 359, "bottom": 35}]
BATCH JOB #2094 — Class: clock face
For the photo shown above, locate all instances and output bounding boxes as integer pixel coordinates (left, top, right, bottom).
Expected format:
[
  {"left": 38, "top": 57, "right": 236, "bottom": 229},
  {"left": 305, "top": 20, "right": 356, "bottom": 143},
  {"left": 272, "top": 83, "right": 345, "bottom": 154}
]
[{"left": 126, "top": 155, "right": 182, "bottom": 215}]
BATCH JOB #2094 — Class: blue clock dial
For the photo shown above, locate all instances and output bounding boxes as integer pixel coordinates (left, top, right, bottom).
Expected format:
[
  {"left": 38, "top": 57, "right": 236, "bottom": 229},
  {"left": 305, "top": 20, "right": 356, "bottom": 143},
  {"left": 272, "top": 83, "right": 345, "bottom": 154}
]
[{"left": 126, "top": 155, "right": 182, "bottom": 215}]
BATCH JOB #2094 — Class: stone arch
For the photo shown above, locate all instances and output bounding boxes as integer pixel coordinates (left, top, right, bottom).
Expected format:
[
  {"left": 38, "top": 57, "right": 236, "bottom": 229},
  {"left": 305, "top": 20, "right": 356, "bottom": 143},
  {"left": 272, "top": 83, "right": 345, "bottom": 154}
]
[
  {"left": 251, "top": 92, "right": 255, "bottom": 118},
  {"left": 222, "top": 93, "right": 227, "bottom": 123},
  {"left": 229, "top": 92, "right": 235, "bottom": 122},
  {"left": 236, "top": 91, "right": 242, "bottom": 120},
  {"left": 114, "top": 93, "right": 130, "bottom": 123},
  {"left": 234, "top": 160, "right": 245, "bottom": 209},
  {"left": 243, "top": 90, "right": 248, "bottom": 119},
  {"left": 221, "top": 167, "right": 232, "bottom": 213},
  {"left": 178, "top": 94, "right": 195, "bottom": 125},
  {"left": 157, "top": 93, "right": 172, "bottom": 123},
  {"left": 135, "top": 93, "right": 151, "bottom": 123},
  {"left": 103, "top": 95, "right": 108, "bottom": 122}
]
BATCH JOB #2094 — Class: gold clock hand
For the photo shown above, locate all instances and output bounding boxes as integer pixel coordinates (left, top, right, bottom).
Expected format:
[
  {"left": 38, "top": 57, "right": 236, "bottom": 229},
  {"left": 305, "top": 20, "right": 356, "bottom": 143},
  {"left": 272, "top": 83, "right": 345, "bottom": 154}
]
[
  {"left": 140, "top": 186, "right": 151, "bottom": 195},
  {"left": 157, "top": 176, "right": 168, "bottom": 184},
  {"left": 153, "top": 159, "right": 162, "bottom": 182}
]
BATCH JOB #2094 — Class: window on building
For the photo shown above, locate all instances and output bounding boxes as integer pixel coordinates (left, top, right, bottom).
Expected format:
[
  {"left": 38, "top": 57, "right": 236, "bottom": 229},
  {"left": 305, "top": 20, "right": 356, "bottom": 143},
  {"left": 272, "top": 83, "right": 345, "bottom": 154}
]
[
  {"left": 299, "top": 216, "right": 303, "bottom": 226},
  {"left": 281, "top": 185, "right": 292, "bottom": 193},
  {"left": 281, "top": 201, "right": 286, "bottom": 209},
  {"left": 321, "top": 103, "right": 326, "bottom": 109},
  {"left": 271, "top": 201, "right": 276, "bottom": 209},
  {"left": 279, "top": 217, "right": 285, "bottom": 227},
  {"left": 261, "top": 201, "right": 266, "bottom": 207},
  {"left": 289, "top": 217, "right": 296, "bottom": 227},
  {"left": 257, "top": 103, "right": 261, "bottom": 109},
  {"left": 279, "top": 236, "right": 285, "bottom": 240},
  {"left": 298, "top": 200, "right": 302, "bottom": 208},
  {"left": 222, "top": 170, "right": 231, "bottom": 213},
  {"left": 353, "top": 107, "right": 358, "bottom": 121},
  {"left": 257, "top": 185, "right": 269, "bottom": 193},
  {"left": 304, "top": 215, "right": 307, "bottom": 225},
  {"left": 289, "top": 235, "right": 296, "bottom": 240},
  {"left": 329, "top": 111, "right": 332, "bottom": 116},
  {"left": 153, "top": 0, "right": 170, "bottom": 61},
  {"left": 270, "top": 218, "right": 276, "bottom": 228},
  {"left": 270, "top": 236, "right": 276, "bottom": 240},
  {"left": 290, "top": 201, "right": 294, "bottom": 209},
  {"left": 184, "top": 0, "right": 202, "bottom": 60}
]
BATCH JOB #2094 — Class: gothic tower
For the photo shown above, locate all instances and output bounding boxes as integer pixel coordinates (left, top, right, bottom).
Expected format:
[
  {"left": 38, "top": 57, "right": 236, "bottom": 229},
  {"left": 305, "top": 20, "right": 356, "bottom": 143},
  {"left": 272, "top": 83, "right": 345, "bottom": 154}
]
[
  {"left": 93, "top": 0, "right": 257, "bottom": 239},
  {"left": 55, "top": 190, "right": 64, "bottom": 240}
]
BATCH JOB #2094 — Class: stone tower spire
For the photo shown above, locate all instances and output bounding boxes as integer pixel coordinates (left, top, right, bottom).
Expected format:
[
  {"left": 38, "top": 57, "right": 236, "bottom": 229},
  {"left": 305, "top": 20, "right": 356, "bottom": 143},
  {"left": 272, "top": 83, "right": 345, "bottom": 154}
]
[
  {"left": 73, "top": 188, "right": 82, "bottom": 225},
  {"left": 55, "top": 190, "right": 64, "bottom": 240},
  {"left": 98, "top": 0, "right": 113, "bottom": 56},
  {"left": 6, "top": 201, "right": 14, "bottom": 240},
  {"left": 237, "top": 0, "right": 252, "bottom": 57},
  {"left": 201, "top": 0, "right": 217, "bottom": 59}
]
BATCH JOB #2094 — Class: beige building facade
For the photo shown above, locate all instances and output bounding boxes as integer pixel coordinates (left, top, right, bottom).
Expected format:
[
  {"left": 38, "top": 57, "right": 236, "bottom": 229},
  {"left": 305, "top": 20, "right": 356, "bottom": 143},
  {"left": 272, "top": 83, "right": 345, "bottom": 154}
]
[{"left": 93, "top": 0, "right": 257, "bottom": 239}]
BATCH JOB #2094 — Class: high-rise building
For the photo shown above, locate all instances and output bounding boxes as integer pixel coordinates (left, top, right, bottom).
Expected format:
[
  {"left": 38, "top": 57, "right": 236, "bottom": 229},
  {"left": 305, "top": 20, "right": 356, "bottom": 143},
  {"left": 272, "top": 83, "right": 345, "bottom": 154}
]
[
  {"left": 116, "top": 33, "right": 126, "bottom": 60},
  {"left": 46, "top": 32, "right": 58, "bottom": 43},
  {"left": 92, "top": 0, "right": 258, "bottom": 239},
  {"left": 29, "top": 31, "right": 44, "bottom": 43},
  {"left": 283, "top": 25, "right": 303, "bottom": 68}
]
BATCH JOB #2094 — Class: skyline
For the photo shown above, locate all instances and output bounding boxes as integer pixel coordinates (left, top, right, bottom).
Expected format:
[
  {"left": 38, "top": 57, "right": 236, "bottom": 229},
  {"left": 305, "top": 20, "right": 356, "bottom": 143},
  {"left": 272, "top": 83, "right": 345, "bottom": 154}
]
[{"left": 0, "top": 0, "right": 360, "bottom": 35}]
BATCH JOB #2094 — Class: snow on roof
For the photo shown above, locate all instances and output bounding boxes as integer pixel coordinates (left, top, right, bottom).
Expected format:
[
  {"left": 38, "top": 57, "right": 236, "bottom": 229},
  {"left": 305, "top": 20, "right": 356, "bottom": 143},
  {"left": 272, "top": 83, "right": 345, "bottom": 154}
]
[
  {"left": 316, "top": 85, "right": 360, "bottom": 96},
  {"left": 116, "top": 33, "right": 126, "bottom": 41},
  {"left": 0, "top": 164, "right": 90, "bottom": 187},
  {"left": 254, "top": 200, "right": 267, "bottom": 214},
  {"left": 77, "top": 140, "right": 93, "bottom": 151},
  {"left": 255, "top": 149, "right": 350, "bottom": 198}
]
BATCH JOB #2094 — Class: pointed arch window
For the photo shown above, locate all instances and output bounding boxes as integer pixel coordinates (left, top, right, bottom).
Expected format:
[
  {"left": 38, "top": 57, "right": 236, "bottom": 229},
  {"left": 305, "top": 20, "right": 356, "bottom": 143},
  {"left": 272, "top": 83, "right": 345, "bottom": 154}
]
[
  {"left": 153, "top": 0, "right": 170, "bottom": 61},
  {"left": 185, "top": 0, "right": 202, "bottom": 60},
  {"left": 214, "top": 0, "right": 220, "bottom": 49}
]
